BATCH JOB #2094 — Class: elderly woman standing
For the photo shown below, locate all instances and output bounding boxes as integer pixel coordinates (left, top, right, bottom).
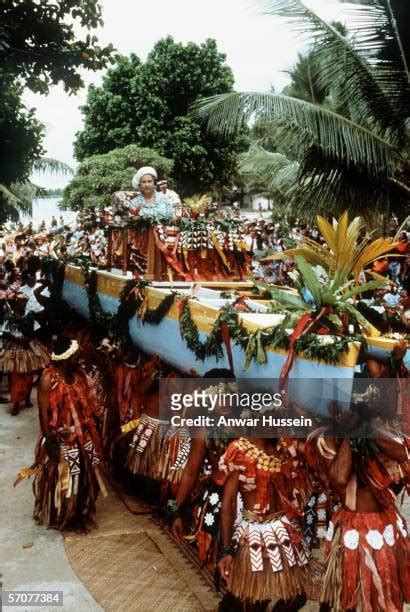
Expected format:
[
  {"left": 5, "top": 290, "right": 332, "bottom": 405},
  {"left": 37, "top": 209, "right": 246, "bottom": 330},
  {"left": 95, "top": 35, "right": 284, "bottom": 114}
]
[
  {"left": 126, "top": 167, "right": 191, "bottom": 280},
  {"left": 130, "top": 166, "right": 174, "bottom": 222}
]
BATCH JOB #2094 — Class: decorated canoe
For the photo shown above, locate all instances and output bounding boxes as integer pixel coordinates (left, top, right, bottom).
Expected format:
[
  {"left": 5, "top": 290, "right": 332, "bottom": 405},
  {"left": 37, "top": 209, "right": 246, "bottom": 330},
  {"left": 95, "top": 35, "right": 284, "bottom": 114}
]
[{"left": 59, "top": 265, "right": 407, "bottom": 414}]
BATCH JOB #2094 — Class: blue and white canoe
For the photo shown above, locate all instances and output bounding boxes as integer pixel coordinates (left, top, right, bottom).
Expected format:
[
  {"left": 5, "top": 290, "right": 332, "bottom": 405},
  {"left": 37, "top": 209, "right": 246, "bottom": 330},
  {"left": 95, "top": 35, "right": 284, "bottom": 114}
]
[{"left": 63, "top": 265, "right": 405, "bottom": 414}]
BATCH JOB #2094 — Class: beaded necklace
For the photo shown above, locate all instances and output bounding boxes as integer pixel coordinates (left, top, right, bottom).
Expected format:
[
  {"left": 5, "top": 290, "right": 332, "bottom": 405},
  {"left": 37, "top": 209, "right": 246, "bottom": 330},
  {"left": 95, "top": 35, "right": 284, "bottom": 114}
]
[{"left": 235, "top": 437, "right": 282, "bottom": 473}]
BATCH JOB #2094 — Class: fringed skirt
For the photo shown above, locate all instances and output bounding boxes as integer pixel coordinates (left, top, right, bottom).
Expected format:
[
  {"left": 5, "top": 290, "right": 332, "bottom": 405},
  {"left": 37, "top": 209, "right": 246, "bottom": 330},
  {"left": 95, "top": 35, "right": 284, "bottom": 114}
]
[
  {"left": 321, "top": 507, "right": 410, "bottom": 611},
  {"left": 0, "top": 339, "right": 49, "bottom": 373},
  {"left": 21, "top": 435, "right": 108, "bottom": 530},
  {"left": 228, "top": 512, "right": 310, "bottom": 604},
  {"left": 155, "top": 426, "right": 191, "bottom": 484},
  {"left": 126, "top": 414, "right": 169, "bottom": 479}
]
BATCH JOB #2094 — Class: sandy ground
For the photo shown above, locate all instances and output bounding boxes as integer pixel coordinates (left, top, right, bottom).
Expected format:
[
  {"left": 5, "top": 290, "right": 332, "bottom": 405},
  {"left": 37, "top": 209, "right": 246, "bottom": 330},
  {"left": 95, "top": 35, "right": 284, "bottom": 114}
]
[{"left": 1, "top": 390, "right": 409, "bottom": 612}]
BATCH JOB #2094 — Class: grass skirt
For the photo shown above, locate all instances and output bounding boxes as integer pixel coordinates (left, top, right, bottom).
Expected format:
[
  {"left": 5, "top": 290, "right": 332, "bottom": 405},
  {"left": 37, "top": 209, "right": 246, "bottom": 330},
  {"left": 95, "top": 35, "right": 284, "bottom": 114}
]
[
  {"left": 126, "top": 414, "right": 169, "bottom": 479},
  {"left": 228, "top": 513, "right": 310, "bottom": 604},
  {"left": 321, "top": 507, "right": 410, "bottom": 611},
  {"left": 155, "top": 426, "right": 190, "bottom": 483},
  {"left": 0, "top": 339, "right": 49, "bottom": 373},
  {"left": 28, "top": 435, "right": 107, "bottom": 529}
]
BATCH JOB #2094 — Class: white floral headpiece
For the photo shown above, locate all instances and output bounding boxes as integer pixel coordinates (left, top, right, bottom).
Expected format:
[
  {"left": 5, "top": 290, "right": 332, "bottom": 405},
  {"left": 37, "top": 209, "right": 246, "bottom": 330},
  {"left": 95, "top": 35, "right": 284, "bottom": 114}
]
[{"left": 51, "top": 339, "right": 79, "bottom": 362}]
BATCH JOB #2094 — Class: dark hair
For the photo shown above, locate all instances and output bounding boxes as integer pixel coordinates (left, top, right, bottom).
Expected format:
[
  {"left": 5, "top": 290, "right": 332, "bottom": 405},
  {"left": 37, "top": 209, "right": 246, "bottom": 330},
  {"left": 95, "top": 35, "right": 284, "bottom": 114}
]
[
  {"left": 21, "top": 270, "right": 35, "bottom": 284},
  {"left": 203, "top": 368, "right": 234, "bottom": 379},
  {"left": 52, "top": 336, "right": 72, "bottom": 356}
]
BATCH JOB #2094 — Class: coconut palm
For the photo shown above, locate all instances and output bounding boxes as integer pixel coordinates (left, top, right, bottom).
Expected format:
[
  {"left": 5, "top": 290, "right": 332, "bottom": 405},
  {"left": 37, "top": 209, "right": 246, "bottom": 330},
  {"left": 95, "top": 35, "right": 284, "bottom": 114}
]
[
  {"left": 0, "top": 158, "right": 73, "bottom": 223},
  {"left": 192, "top": 0, "right": 409, "bottom": 219},
  {"left": 238, "top": 145, "right": 299, "bottom": 211}
]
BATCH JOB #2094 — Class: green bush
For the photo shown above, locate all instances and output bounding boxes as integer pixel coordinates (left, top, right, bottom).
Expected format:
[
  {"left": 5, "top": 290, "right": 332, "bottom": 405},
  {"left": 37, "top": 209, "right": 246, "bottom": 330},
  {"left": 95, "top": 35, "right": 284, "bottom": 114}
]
[{"left": 62, "top": 144, "right": 174, "bottom": 210}]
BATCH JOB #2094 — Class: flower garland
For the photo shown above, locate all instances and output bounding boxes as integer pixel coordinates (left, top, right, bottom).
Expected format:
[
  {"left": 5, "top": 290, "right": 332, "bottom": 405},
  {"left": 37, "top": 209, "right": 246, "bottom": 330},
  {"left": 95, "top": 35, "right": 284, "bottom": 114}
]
[
  {"left": 178, "top": 299, "right": 248, "bottom": 362},
  {"left": 79, "top": 267, "right": 179, "bottom": 350},
  {"left": 143, "top": 292, "right": 177, "bottom": 325},
  {"left": 50, "top": 260, "right": 363, "bottom": 370}
]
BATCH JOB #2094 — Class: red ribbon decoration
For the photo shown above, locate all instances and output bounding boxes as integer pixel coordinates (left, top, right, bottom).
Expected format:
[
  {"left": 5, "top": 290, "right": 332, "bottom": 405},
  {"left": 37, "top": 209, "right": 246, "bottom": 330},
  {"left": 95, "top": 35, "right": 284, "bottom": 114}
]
[{"left": 220, "top": 321, "right": 234, "bottom": 375}]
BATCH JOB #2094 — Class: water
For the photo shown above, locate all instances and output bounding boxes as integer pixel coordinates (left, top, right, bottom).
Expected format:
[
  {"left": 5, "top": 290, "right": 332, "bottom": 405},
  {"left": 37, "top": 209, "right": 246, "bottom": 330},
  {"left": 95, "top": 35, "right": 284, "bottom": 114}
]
[{"left": 22, "top": 197, "right": 77, "bottom": 228}]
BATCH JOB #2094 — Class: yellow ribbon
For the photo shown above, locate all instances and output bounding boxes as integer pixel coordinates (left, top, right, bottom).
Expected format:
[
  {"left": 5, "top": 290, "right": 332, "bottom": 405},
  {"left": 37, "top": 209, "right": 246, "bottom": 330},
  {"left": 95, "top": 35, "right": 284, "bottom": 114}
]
[
  {"left": 210, "top": 231, "right": 230, "bottom": 270},
  {"left": 121, "top": 418, "right": 140, "bottom": 434}
]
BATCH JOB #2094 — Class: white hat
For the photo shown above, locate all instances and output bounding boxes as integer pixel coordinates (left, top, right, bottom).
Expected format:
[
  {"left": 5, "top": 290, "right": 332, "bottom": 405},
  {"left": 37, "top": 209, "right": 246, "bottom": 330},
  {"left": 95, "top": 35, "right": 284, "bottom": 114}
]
[{"left": 132, "top": 166, "right": 157, "bottom": 189}]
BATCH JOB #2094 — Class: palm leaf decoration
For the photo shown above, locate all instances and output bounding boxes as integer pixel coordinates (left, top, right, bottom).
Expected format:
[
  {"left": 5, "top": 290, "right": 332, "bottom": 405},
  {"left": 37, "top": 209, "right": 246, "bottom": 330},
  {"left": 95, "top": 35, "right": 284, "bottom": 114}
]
[
  {"left": 263, "top": 211, "right": 398, "bottom": 282},
  {"left": 256, "top": 253, "right": 384, "bottom": 336},
  {"left": 183, "top": 194, "right": 212, "bottom": 213}
]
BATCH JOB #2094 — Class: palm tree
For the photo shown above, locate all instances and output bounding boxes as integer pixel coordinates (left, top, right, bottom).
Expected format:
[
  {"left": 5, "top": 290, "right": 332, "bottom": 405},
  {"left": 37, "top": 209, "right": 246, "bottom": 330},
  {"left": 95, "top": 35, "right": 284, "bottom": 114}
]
[
  {"left": 238, "top": 145, "right": 299, "bottom": 212},
  {"left": 0, "top": 158, "right": 73, "bottom": 224},
  {"left": 192, "top": 0, "right": 409, "bottom": 219}
]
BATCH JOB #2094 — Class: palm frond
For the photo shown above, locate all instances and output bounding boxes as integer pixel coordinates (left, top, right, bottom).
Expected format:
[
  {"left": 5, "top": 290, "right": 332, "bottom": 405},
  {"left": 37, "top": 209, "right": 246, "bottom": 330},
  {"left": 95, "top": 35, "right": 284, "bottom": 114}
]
[
  {"left": 339, "top": 279, "right": 385, "bottom": 300},
  {"left": 33, "top": 157, "right": 74, "bottom": 176},
  {"left": 0, "top": 182, "right": 33, "bottom": 221},
  {"left": 192, "top": 92, "right": 396, "bottom": 178},
  {"left": 238, "top": 146, "right": 299, "bottom": 201},
  {"left": 0, "top": 184, "right": 23, "bottom": 204},
  {"left": 339, "top": 0, "right": 409, "bottom": 78},
  {"left": 259, "top": 0, "right": 407, "bottom": 140}
]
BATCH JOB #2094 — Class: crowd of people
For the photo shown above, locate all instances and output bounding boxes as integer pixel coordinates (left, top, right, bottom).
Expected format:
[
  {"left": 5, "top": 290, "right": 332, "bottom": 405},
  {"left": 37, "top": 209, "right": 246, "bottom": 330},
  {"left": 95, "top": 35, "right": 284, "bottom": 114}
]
[
  {"left": 1, "top": 165, "right": 410, "bottom": 611},
  {"left": 6, "top": 311, "right": 410, "bottom": 611}
]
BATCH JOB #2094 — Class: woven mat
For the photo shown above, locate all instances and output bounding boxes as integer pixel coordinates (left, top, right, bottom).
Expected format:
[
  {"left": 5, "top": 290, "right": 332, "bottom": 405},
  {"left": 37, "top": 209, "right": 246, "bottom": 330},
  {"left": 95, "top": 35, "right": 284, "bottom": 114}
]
[{"left": 63, "top": 486, "right": 220, "bottom": 612}]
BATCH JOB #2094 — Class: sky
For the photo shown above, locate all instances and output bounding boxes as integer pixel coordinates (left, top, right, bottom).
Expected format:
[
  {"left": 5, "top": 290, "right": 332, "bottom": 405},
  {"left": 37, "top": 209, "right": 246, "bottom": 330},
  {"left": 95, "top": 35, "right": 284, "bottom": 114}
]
[{"left": 25, "top": 0, "right": 346, "bottom": 188}]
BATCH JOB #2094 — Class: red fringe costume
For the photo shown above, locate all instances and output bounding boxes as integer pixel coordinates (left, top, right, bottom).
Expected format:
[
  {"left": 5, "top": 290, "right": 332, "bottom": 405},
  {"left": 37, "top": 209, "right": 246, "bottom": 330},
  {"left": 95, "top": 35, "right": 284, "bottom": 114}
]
[
  {"left": 113, "top": 362, "right": 142, "bottom": 426},
  {"left": 317, "top": 434, "right": 410, "bottom": 611},
  {"left": 322, "top": 507, "right": 409, "bottom": 611},
  {"left": 219, "top": 438, "right": 312, "bottom": 604},
  {"left": 16, "top": 365, "right": 107, "bottom": 529}
]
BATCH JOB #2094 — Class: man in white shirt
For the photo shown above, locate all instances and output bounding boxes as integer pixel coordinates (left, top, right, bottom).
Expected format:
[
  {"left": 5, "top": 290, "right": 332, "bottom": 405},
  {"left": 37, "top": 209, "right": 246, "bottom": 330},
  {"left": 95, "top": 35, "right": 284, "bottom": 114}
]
[
  {"left": 157, "top": 180, "right": 181, "bottom": 207},
  {"left": 20, "top": 272, "right": 50, "bottom": 316}
]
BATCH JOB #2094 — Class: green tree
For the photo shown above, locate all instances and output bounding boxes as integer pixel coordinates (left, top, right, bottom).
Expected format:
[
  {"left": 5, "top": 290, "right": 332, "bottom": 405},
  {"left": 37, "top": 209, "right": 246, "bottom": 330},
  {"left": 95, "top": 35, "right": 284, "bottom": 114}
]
[
  {"left": 0, "top": 1, "right": 115, "bottom": 94},
  {"left": 74, "top": 37, "right": 245, "bottom": 195},
  {"left": 62, "top": 144, "right": 174, "bottom": 211},
  {"left": 193, "top": 0, "right": 410, "bottom": 220},
  {"left": 0, "top": 0, "right": 115, "bottom": 223}
]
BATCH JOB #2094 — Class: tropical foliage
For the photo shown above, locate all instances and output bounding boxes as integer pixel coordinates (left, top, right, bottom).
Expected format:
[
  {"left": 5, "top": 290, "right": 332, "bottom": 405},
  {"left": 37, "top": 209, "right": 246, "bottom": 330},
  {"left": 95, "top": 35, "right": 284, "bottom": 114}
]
[
  {"left": 192, "top": 0, "right": 409, "bottom": 218},
  {"left": 256, "top": 253, "right": 383, "bottom": 337},
  {"left": 263, "top": 211, "right": 399, "bottom": 283},
  {"left": 73, "top": 37, "right": 246, "bottom": 195},
  {"left": 0, "top": 158, "right": 74, "bottom": 224},
  {"left": 62, "top": 145, "right": 173, "bottom": 211},
  {"left": 238, "top": 145, "right": 299, "bottom": 211},
  {"left": 0, "top": 1, "right": 114, "bottom": 224},
  {"left": 0, "top": 1, "right": 115, "bottom": 95}
]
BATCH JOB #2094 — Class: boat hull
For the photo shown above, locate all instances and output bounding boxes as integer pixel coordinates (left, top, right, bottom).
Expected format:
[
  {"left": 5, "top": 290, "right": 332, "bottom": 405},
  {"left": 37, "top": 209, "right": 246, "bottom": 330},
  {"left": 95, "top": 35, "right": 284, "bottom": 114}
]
[{"left": 61, "top": 266, "right": 404, "bottom": 414}]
